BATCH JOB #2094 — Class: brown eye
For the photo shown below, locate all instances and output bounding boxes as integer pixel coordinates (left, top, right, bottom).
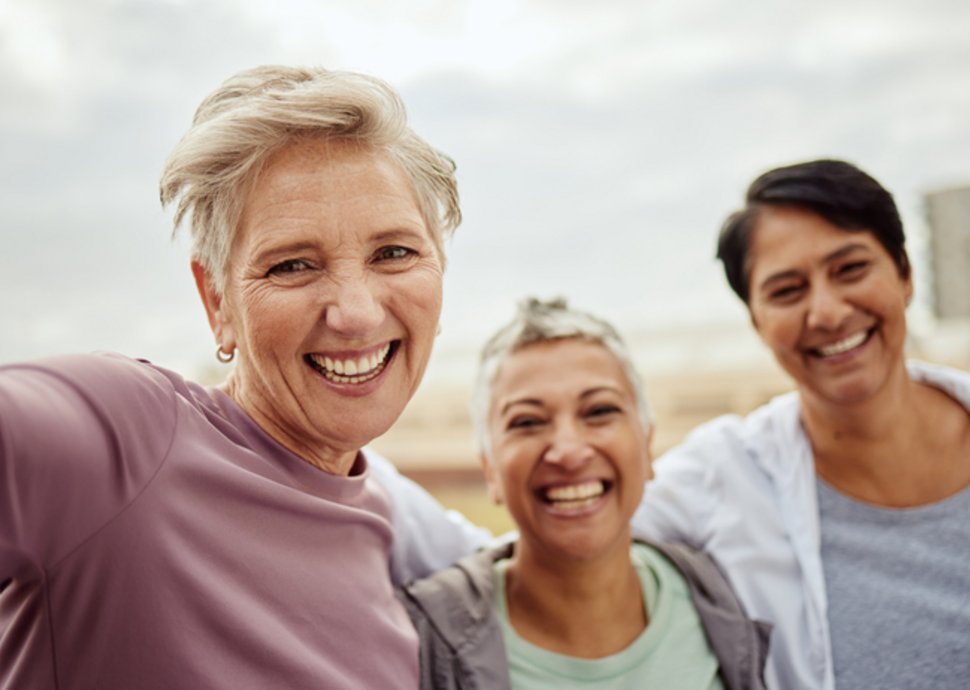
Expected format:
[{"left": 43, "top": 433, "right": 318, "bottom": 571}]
[
  {"left": 507, "top": 416, "right": 544, "bottom": 431},
  {"left": 586, "top": 404, "right": 620, "bottom": 418},
  {"left": 838, "top": 261, "right": 869, "bottom": 279},
  {"left": 768, "top": 284, "right": 805, "bottom": 303}
]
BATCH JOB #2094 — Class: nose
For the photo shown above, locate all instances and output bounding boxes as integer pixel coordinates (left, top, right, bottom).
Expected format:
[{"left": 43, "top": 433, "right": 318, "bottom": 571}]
[
  {"left": 324, "top": 274, "right": 385, "bottom": 336},
  {"left": 806, "top": 282, "right": 852, "bottom": 331},
  {"left": 542, "top": 421, "right": 595, "bottom": 470}
]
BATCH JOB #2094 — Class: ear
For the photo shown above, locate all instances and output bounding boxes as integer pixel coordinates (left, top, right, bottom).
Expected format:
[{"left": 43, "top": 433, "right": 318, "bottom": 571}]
[
  {"left": 748, "top": 305, "right": 761, "bottom": 332},
  {"left": 192, "top": 260, "right": 236, "bottom": 351},
  {"left": 903, "top": 273, "right": 914, "bottom": 307},
  {"left": 479, "top": 453, "right": 504, "bottom": 505}
]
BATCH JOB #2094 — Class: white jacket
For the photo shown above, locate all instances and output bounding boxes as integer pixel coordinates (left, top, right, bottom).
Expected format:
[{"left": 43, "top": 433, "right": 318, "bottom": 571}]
[{"left": 631, "top": 361, "right": 970, "bottom": 690}]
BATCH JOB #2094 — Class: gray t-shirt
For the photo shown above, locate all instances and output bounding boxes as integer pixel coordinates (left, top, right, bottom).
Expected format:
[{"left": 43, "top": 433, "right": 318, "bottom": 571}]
[{"left": 818, "top": 478, "right": 970, "bottom": 689}]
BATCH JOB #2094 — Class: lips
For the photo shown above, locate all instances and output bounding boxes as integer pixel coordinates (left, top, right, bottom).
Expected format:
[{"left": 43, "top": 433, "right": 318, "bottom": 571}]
[
  {"left": 538, "top": 479, "right": 611, "bottom": 511},
  {"left": 810, "top": 329, "right": 872, "bottom": 358},
  {"left": 305, "top": 342, "right": 396, "bottom": 384}
]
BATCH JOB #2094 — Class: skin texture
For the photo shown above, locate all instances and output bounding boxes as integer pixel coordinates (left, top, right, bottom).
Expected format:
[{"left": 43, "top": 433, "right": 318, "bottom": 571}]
[
  {"left": 482, "top": 338, "right": 653, "bottom": 657},
  {"left": 194, "top": 138, "right": 443, "bottom": 475}
]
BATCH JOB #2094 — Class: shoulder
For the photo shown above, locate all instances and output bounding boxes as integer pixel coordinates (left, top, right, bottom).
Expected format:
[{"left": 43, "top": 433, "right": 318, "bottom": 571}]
[
  {"left": 400, "top": 544, "right": 513, "bottom": 690},
  {"left": 0, "top": 354, "right": 187, "bottom": 566},
  {"left": 635, "top": 540, "right": 772, "bottom": 689},
  {"left": 636, "top": 540, "right": 737, "bottom": 608},
  {"left": 0, "top": 352, "right": 185, "bottom": 439},
  {"left": 0, "top": 352, "right": 191, "bottom": 498},
  {"left": 657, "top": 390, "right": 803, "bottom": 477},
  {"left": 908, "top": 360, "right": 970, "bottom": 410},
  {"left": 0, "top": 352, "right": 180, "bottom": 411},
  {"left": 401, "top": 543, "right": 511, "bottom": 624}
]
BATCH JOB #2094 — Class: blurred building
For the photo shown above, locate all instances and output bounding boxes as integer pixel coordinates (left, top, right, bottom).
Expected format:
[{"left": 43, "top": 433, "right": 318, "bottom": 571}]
[{"left": 924, "top": 186, "right": 970, "bottom": 320}]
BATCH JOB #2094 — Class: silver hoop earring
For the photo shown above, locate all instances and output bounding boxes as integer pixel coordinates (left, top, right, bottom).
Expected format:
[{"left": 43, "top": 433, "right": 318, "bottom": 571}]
[{"left": 216, "top": 346, "right": 235, "bottom": 363}]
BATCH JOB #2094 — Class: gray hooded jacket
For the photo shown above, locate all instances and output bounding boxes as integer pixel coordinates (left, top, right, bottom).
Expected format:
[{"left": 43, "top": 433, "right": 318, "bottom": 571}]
[{"left": 399, "top": 540, "right": 771, "bottom": 690}]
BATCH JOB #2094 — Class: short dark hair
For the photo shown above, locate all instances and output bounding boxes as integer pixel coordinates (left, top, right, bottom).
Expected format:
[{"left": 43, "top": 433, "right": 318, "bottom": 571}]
[{"left": 716, "top": 159, "right": 910, "bottom": 303}]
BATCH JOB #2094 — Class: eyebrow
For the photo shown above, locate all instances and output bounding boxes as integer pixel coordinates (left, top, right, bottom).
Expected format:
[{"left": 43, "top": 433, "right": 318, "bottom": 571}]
[
  {"left": 498, "top": 386, "right": 623, "bottom": 416},
  {"left": 370, "top": 227, "right": 429, "bottom": 243},
  {"left": 757, "top": 242, "right": 872, "bottom": 291},
  {"left": 252, "top": 240, "right": 319, "bottom": 266}
]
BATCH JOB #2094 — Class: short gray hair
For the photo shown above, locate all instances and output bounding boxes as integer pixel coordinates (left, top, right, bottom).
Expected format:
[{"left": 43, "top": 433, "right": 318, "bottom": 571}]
[
  {"left": 159, "top": 65, "right": 461, "bottom": 291},
  {"left": 472, "top": 297, "right": 651, "bottom": 458}
]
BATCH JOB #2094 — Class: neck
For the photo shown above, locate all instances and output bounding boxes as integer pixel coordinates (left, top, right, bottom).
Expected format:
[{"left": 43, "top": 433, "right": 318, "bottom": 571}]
[
  {"left": 221, "top": 376, "right": 359, "bottom": 476},
  {"left": 803, "top": 366, "right": 970, "bottom": 506},
  {"left": 505, "top": 537, "right": 645, "bottom": 658}
]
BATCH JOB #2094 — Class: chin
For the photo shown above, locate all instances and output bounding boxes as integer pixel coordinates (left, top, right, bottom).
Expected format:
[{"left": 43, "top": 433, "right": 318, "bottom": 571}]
[{"left": 810, "top": 374, "right": 887, "bottom": 407}]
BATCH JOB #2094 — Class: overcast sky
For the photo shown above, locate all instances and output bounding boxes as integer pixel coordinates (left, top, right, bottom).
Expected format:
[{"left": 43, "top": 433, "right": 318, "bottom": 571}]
[{"left": 3, "top": 0, "right": 970, "bottom": 383}]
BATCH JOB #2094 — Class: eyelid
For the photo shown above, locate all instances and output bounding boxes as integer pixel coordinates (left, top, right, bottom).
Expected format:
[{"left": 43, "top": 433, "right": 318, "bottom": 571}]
[
  {"left": 267, "top": 258, "right": 312, "bottom": 275},
  {"left": 506, "top": 415, "right": 545, "bottom": 431},
  {"left": 586, "top": 403, "right": 623, "bottom": 419},
  {"left": 374, "top": 245, "right": 418, "bottom": 262}
]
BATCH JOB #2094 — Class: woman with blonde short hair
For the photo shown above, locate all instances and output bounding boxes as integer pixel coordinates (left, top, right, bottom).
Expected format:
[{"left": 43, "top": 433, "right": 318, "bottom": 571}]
[{"left": 0, "top": 65, "right": 487, "bottom": 689}]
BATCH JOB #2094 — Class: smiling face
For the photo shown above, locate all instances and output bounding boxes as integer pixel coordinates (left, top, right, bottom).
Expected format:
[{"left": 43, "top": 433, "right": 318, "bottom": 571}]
[
  {"left": 747, "top": 205, "right": 913, "bottom": 409},
  {"left": 193, "top": 138, "right": 443, "bottom": 474},
  {"left": 483, "top": 338, "right": 652, "bottom": 563}
]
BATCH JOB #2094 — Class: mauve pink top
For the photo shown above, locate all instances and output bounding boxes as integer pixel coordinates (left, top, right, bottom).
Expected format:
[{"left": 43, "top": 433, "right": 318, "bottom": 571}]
[{"left": 0, "top": 353, "right": 418, "bottom": 689}]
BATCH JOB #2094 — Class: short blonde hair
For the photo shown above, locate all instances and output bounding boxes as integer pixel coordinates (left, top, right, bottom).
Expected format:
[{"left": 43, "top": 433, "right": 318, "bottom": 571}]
[{"left": 160, "top": 65, "right": 461, "bottom": 290}]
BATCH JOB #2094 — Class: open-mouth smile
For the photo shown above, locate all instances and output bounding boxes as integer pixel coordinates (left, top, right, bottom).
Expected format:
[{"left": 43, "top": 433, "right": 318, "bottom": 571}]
[
  {"left": 305, "top": 341, "right": 398, "bottom": 384},
  {"left": 810, "top": 329, "right": 873, "bottom": 358},
  {"left": 537, "top": 479, "right": 613, "bottom": 511}
]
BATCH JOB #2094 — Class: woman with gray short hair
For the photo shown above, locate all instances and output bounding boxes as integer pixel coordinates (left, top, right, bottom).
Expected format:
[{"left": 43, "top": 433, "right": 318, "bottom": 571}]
[{"left": 400, "top": 298, "right": 770, "bottom": 690}]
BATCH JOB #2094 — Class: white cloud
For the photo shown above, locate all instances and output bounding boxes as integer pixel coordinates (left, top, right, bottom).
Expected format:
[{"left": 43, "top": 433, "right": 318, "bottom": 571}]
[{"left": 2, "top": 0, "right": 970, "bottom": 378}]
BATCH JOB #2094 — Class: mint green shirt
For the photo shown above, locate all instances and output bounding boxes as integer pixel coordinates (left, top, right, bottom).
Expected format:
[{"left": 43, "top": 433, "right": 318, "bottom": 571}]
[{"left": 493, "top": 543, "right": 725, "bottom": 689}]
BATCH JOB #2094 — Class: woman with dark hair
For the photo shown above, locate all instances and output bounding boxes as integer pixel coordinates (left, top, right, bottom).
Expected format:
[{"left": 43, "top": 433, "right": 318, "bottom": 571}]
[{"left": 636, "top": 159, "right": 970, "bottom": 689}]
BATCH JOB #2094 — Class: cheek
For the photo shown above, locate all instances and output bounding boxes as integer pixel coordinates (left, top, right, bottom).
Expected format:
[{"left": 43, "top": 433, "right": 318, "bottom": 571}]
[
  {"left": 236, "top": 291, "right": 298, "bottom": 349},
  {"left": 753, "top": 310, "right": 799, "bottom": 351},
  {"left": 494, "top": 447, "right": 534, "bottom": 497},
  {"left": 395, "top": 271, "right": 443, "bottom": 338}
]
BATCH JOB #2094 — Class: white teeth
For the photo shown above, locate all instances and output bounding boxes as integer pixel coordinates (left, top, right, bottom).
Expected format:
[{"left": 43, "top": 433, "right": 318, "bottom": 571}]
[
  {"left": 545, "top": 480, "right": 605, "bottom": 503},
  {"left": 308, "top": 344, "right": 392, "bottom": 384},
  {"left": 817, "top": 331, "right": 868, "bottom": 357}
]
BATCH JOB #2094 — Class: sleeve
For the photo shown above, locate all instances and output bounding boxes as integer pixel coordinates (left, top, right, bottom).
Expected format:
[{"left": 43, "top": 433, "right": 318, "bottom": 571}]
[
  {"left": 0, "top": 354, "right": 177, "bottom": 580},
  {"left": 631, "top": 418, "right": 734, "bottom": 549},
  {"left": 364, "top": 448, "right": 492, "bottom": 585}
]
